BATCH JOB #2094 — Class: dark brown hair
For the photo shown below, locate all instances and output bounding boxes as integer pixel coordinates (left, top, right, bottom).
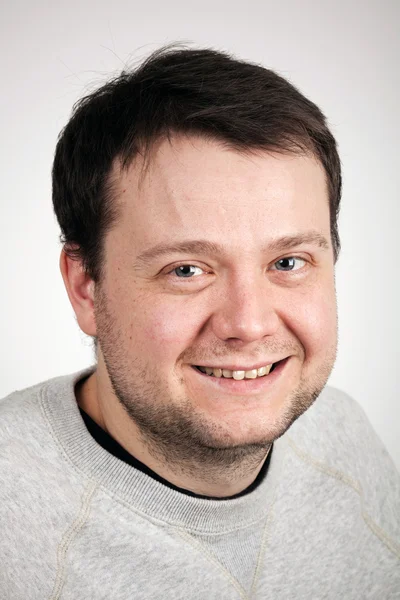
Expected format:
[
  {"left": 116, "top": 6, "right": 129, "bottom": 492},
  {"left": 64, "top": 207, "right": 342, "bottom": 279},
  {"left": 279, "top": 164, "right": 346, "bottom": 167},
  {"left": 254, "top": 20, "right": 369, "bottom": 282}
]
[{"left": 52, "top": 45, "right": 341, "bottom": 282}]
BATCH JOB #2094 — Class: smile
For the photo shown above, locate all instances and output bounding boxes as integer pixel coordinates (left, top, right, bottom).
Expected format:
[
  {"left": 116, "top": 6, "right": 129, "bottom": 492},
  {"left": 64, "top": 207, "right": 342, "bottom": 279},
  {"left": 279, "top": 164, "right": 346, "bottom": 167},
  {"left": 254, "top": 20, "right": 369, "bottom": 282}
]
[{"left": 193, "top": 362, "right": 280, "bottom": 380}]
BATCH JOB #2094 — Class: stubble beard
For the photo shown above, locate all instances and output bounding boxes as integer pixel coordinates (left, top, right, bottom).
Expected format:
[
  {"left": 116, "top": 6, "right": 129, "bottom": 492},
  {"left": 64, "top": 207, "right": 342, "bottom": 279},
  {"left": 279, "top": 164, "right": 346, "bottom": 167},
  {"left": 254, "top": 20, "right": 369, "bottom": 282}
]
[{"left": 94, "top": 289, "right": 337, "bottom": 480}]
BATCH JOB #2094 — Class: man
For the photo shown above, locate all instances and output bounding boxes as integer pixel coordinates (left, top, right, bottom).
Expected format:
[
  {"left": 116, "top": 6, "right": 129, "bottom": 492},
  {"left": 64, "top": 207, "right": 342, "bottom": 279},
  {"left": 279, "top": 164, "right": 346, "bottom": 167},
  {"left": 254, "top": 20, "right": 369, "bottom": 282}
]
[{"left": 0, "top": 45, "right": 399, "bottom": 599}]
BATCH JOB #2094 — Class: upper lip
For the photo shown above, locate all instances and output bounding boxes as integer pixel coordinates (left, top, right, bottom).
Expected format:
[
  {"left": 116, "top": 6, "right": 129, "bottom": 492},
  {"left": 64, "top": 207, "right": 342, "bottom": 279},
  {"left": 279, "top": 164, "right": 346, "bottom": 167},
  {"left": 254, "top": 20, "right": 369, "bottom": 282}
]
[{"left": 192, "top": 358, "right": 287, "bottom": 371}]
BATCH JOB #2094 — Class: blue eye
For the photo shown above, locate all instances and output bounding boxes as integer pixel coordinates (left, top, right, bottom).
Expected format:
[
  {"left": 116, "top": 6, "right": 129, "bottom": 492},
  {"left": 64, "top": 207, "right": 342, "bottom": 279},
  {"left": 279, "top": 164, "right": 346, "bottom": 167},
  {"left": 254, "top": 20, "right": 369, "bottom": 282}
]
[
  {"left": 173, "top": 265, "right": 204, "bottom": 278},
  {"left": 273, "top": 257, "right": 306, "bottom": 271}
]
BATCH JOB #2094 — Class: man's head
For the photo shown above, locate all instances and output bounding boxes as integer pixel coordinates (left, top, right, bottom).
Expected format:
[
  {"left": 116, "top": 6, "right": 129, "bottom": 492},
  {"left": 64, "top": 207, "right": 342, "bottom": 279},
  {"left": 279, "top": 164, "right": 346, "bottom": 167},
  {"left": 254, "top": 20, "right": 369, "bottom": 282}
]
[{"left": 56, "top": 46, "right": 340, "bottom": 470}]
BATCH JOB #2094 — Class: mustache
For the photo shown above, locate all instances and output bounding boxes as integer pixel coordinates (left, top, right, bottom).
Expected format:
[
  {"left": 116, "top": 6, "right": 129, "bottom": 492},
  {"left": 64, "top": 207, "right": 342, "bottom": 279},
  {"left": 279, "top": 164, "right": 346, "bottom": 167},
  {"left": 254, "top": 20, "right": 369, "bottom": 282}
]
[{"left": 181, "top": 340, "right": 301, "bottom": 364}]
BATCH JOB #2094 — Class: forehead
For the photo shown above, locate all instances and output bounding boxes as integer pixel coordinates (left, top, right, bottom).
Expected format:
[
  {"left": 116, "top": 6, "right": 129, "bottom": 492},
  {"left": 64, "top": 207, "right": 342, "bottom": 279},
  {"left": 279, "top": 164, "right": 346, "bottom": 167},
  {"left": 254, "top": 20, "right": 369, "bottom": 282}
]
[{"left": 109, "top": 135, "right": 330, "bottom": 257}]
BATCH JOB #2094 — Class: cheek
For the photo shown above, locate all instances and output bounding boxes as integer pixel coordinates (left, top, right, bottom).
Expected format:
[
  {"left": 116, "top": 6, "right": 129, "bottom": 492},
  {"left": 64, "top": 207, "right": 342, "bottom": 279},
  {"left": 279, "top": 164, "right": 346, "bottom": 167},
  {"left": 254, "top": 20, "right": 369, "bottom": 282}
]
[
  {"left": 283, "top": 283, "right": 337, "bottom": 357},
  {"left": 127, "top": 295, "right": 205, "bottom": 357},
  {"left": 107, "top": 270, "right": 207, "bottom": 365}
]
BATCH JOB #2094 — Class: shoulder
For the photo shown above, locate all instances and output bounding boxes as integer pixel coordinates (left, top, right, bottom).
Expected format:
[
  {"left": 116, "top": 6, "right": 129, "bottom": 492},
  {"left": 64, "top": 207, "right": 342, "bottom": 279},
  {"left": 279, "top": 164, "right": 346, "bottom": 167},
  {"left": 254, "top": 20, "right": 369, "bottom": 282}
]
[
  {"left": 287, "top": 384, "right": 398, "bottom": 475},
  {"left": 0, "top": 369, "right": 94, "bottom": 510},
  {"left": 0, "top": 378, "right": 50, "bottom": 442},
  {"left": 288, "top": 385, "right": 388, "bottom": 452},
  {"left": 0, "top": 369, "right": 93, "bottom": 468},
  {"left": 0, "top": 376, "right": 68, "bottom": 486},
  {"left": 0, "top": 373, "right": 67, "bottom": 437},
  {"left": 286, "top": 385, "right": 400, "bottom": 552},
  {"left": 317, "top": 385, "right": 369, "bottom": 426},
  {"left": 0, "top": 372, "right": 95, "bottom": 594},
  {"left": 0, "top": 368, "right": 93, "bottom": 438}
]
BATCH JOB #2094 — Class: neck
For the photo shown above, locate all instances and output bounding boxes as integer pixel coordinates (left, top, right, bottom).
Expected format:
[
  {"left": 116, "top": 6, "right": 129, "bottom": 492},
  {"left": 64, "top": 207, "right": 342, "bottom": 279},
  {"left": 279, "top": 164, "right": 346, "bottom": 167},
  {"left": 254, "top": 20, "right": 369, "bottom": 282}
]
[{"left": 76, "top": 370, "right": 271, "bottom": 498}]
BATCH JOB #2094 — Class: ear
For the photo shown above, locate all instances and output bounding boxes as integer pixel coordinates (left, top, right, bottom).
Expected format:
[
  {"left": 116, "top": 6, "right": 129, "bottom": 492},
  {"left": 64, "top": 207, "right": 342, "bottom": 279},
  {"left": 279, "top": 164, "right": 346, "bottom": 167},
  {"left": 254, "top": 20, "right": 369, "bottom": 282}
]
[{"left": 59, "top": 249, "right": 97, "bottom": 336}]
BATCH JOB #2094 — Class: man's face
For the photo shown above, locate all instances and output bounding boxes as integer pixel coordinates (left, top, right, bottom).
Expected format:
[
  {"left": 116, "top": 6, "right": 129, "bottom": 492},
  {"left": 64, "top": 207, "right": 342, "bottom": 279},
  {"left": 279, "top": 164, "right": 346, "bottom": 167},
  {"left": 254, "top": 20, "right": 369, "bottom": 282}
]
[{"left": 94, "top": 135, "right": 337, "bottom": 458}]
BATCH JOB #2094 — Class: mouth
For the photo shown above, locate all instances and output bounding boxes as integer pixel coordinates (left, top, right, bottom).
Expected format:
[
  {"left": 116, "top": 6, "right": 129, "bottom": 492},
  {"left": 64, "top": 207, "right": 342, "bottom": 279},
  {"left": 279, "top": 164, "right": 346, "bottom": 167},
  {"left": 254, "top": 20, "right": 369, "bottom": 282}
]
[
  {"left": 192, "top": 360, "right": 282, "bottom": 380},
  {"left": 189, "top": 357, "right": 290, "bottom": 396}
]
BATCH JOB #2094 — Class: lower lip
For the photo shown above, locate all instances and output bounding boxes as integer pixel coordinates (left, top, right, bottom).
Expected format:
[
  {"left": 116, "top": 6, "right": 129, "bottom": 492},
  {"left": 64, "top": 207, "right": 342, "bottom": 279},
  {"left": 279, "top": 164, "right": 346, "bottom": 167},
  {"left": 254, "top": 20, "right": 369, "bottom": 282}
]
[{"left": 190, "top": 357, "right": 290, "bottom": 395}]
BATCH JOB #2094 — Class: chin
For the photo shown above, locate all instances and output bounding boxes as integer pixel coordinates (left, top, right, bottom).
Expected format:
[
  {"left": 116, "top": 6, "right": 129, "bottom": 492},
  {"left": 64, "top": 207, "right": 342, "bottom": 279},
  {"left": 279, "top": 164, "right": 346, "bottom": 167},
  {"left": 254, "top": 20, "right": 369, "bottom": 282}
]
[{"left": 194, "top": 379, "right": 326, "bottom": 449}]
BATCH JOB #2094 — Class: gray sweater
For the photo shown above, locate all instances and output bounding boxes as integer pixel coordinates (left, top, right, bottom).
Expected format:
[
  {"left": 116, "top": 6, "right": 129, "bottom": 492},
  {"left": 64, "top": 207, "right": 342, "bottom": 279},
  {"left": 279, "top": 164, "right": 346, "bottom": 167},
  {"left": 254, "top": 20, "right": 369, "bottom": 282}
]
[{"left": 0, "top": 368, "right": 399, "bottom": 599}]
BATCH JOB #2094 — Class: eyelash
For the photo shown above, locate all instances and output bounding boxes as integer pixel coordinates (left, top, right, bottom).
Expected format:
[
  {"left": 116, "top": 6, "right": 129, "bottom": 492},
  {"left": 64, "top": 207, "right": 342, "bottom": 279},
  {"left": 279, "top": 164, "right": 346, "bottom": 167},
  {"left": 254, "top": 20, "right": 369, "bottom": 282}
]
[{"left": 166, "top": 256, "right": 308, "bottom": 281}]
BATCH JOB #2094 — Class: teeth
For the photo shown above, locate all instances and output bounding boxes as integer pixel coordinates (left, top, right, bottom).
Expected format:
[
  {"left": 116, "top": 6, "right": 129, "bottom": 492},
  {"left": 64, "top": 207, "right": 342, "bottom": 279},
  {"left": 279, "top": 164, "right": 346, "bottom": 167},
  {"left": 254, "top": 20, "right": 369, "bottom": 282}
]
[
  {"left": 232, "top": 370, "right": 245, "bottom": 380},
  {"left": 245, "top": 369, "right": 258, "bottom": 379},
  {"left": 197, "top": 364, "right": 275, "bottom": 379}
]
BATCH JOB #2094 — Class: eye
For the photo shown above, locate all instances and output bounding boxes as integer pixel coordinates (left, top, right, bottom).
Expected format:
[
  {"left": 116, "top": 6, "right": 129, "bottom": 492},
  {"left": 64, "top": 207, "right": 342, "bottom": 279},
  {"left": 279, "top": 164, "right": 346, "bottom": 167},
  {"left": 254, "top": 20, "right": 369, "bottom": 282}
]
[
  {"left": 272, "top": 257, "right": 306, "bottom": 271},
  {"left": 171, "top": 265, "right": 205, "bottom": 278}
]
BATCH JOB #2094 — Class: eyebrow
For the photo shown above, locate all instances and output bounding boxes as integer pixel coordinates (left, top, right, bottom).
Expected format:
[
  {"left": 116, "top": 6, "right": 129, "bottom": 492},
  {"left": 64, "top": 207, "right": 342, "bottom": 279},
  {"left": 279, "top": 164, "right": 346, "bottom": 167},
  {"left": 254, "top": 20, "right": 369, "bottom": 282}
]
[{"left": 133, "top": 231, "right": 330, "bottom": 268}]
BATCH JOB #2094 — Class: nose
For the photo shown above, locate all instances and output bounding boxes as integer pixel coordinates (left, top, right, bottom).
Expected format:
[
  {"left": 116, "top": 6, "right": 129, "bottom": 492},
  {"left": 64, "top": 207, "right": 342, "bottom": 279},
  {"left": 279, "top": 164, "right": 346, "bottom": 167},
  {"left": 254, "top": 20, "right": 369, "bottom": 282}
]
[{"left": 209, "top": 273, "right": 280, "bottom": 345}]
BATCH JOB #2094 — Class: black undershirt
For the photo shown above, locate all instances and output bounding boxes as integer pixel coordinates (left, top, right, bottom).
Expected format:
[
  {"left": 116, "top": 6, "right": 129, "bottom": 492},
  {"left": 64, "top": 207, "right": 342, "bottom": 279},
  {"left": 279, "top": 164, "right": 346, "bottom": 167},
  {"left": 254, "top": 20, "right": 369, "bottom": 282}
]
[{"left": 79, "top": 408, "right": 273, "bottom": 501}]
